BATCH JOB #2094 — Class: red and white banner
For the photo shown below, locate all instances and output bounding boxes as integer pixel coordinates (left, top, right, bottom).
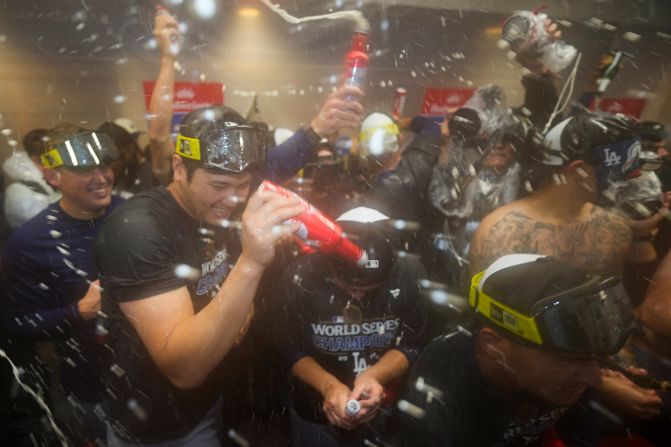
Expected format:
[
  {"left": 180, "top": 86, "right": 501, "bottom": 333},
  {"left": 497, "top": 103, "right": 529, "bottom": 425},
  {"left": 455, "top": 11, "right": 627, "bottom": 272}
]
[
  {"left": 421, "top": 88, "right": 475, "bottom": 116},
  {"left": 142, "top": 81, "right": 225, "bottom": 112},
  {"left": 592, "top": 97, "right": 647, "bottom": 119}
]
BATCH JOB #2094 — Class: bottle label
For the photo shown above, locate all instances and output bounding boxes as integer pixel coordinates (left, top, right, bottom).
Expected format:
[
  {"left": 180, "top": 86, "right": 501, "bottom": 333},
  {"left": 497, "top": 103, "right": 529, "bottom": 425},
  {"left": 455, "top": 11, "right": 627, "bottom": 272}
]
[{"left": 345, "top": 65, "right": 367, "bottom": 89}]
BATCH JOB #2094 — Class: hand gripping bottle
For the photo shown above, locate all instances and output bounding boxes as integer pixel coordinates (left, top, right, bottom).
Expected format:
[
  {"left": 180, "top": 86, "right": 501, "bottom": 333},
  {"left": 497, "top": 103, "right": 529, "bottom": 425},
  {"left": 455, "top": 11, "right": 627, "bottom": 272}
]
[
  {"left": 257, "top": 181, "right": 368, "bottom": 266},
  {"left": 497, "top": 10, "right": 577, "bottom": 73},
  {"left": 345, "top": 399, "right": 361, "bottom": 416},
  {"left": 342, "top": 29, "right": 369, "bottom": 91}
]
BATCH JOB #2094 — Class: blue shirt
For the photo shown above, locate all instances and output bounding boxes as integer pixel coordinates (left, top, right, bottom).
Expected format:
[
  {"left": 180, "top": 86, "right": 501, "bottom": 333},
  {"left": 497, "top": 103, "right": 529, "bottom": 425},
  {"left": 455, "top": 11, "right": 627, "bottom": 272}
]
[{"left": 1, "top": 196, "right": 124, "bottom": 401}]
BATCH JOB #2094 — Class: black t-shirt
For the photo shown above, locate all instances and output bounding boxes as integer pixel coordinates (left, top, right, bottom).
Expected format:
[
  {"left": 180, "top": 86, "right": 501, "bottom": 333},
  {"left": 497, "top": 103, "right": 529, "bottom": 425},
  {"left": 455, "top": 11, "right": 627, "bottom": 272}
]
[
  {"left": 274, "top": 253, "right": 436, "bottom": 424},
  {"left": 399, "top": 332, "right": 596, "bottom": 447},
  {"left": 95, "top": 187, "right": 240, "bottom": 443}
]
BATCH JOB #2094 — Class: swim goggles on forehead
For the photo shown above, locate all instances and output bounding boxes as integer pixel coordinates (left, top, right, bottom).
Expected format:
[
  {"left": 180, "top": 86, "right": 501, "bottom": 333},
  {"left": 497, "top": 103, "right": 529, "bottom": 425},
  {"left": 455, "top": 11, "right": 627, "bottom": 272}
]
[
  {"left": 41, "top": 130, "right": 119, "bottom": 169},
  {"left": 176, "top": 125, "right": 266, "bottom": 173},
  {"left": 469, "top": 273, "right": 634, "bottom": 355}
]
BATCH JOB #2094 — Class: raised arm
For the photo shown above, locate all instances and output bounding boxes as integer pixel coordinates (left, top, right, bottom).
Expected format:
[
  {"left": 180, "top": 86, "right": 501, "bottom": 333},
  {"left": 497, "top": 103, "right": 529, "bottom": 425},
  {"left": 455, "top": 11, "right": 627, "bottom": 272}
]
[
  {"left": 265, "top": 85, "right": 364, "bottom": 182},
  {"left": 147, "top": 8, "right": 180, "bottom": 182}
]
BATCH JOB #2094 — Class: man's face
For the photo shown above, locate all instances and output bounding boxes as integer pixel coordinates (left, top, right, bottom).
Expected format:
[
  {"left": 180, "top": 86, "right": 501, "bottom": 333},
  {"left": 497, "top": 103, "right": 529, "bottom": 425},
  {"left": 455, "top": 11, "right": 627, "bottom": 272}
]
[
  {"left": 483, "top": 140, "right": 516, "bottom": 169},
  {"left": 503, "top": 338, "right": 601, "bottom": 406},
  {"left": 55, "top": 165, "right": 114, "bottom": 215},
  {"left": 180, "top": 166, "right": 252, "bottom": 225}
]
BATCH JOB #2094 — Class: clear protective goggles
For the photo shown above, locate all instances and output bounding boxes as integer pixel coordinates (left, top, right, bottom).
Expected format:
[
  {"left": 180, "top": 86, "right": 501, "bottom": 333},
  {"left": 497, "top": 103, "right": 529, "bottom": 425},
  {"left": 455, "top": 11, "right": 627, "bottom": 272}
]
[
  {"left": 42, "top": 130, "right": 119, "bottom": 169},
  {"left": 470, "top": 274, "right": 634, "bottom": 355},
  {"left": 176, "top": 125, "right": 266, "bottom": 173}
]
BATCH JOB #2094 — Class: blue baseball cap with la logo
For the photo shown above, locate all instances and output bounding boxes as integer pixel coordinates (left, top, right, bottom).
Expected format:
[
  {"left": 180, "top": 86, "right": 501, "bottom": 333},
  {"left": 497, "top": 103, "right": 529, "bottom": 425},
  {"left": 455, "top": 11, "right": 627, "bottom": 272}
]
[
  {"left": 592, "top": 138, "right": 641, "bottom": 192},
  {"left": 540, "top": 111, "right": 641, "bottom": 193}
]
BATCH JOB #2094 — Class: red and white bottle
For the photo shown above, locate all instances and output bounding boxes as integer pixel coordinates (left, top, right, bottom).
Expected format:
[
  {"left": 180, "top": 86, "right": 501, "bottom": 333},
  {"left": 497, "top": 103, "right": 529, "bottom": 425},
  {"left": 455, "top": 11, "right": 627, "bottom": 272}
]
[
  {"left": 258, "top": 181, "right": 367, "bottom": 266},
  {"left": 342, "top": 30, "right": 369, "bottom": 91}
]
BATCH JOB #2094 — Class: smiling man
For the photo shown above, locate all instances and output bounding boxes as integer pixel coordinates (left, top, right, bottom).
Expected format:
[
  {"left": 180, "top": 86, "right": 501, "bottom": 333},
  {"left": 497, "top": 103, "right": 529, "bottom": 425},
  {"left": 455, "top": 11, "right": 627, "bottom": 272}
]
[
  {"left": 0, "top": 124, "right": 122, "bottom": 445},
  {"left": 95, "top": 106, "right": 305, "bottom": 446}
]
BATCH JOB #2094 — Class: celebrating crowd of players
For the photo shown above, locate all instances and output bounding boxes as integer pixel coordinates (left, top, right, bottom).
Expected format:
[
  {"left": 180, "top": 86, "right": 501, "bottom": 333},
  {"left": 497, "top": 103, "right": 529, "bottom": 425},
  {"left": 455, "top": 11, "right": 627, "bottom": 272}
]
[{"left": 2, "top": 7, "right": 671, "bottom": 447}]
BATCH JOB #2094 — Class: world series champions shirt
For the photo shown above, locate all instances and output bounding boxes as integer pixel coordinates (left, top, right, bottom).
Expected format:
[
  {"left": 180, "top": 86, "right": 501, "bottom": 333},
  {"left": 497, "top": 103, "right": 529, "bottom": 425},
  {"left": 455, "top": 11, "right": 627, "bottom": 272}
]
[{"left": 274, "top": 252, "right": 436, "bottom": 424}]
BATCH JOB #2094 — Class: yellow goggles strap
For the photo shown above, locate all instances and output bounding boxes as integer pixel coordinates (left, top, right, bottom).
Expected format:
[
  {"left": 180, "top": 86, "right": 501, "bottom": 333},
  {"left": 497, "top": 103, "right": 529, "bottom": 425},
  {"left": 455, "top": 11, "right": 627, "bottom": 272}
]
[
  {"left": 175, "top": 134, "right": 202, "bottom": 161},
  {"left": 359, "top": 123, "right": 400, "bottom": 143},
  {"left": 41, "top": 149, "right": 64, "bottom": 169},
  {"left": 470, "top": 271, "right": 544, "bottom": 345}
]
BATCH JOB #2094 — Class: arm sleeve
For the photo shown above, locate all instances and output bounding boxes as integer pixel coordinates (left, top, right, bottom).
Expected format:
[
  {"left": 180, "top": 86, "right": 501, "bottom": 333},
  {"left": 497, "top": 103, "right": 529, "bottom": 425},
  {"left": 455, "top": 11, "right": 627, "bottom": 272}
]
[
  {"left": 1, "top": 244, "right": 81, "bottom": 340},
  {"left": 410, "top": 115, "right": 442, "bottom": 137},
  {"left": 3, "top": 301, "right": 80, "bottom": 340},
  {"left": 95, "top": 207, "right": 185, "bottom": 303},
  {"left": 264, "top": 129, "right": 315, "bottom": 183}
]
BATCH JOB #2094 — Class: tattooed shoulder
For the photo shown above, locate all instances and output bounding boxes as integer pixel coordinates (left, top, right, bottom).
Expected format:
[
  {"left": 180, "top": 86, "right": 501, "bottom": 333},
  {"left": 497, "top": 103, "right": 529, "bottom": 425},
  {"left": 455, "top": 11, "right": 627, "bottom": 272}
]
[
  {"left": 470, "top": 210, "right": 544, "bottom": 274},
  {"left": 469, "top": 205, "right": 633, "bottom": 276}
]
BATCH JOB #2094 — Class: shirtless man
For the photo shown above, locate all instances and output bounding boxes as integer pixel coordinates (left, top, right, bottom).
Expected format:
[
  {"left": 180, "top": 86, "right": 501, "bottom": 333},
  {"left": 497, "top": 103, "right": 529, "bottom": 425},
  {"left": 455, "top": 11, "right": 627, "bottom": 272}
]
[
  {"left": 470, "top": 111, "right": 639, "bottom": 276},
  {"left": 470, "top": 110, "right": 664, "bottom": 422}
]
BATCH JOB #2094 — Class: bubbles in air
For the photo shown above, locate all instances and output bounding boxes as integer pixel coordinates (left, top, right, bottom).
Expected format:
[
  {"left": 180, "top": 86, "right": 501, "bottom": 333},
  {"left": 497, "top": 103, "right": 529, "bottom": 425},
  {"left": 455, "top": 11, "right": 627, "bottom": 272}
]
[
  {"left": 228, "top": 429, "right": 250, "bottom": 447},
  {"left": 174, "top": 264, "right": 201, "bottom": 280},
  {"left": 127, "top": 399, "right": 148, "bottom": 421},
  {"left": 145, "top": 38, "right": 158, "bottom": 50},
  {"left": 623, "top": 32, "right": 642, "bottom": 43},
  {"left": 192, "top": 0, "right": 217, "bottom": 19},
  {"left": 397, "top": 399, "right": 426, "bottom": 419}
]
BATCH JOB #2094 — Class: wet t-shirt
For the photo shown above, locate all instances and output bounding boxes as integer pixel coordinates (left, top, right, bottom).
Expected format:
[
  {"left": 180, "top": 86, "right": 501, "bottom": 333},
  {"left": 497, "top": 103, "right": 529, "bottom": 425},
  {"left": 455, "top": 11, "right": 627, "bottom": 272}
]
[
  {"left": 400, "top": 332, "right": 595, "bottom": 447},
  {"left": 275, "top": 253, "right": 435, "bottom": 424},
  {"left": 95, "top": 187, "right": 240, "bottom": 443}
]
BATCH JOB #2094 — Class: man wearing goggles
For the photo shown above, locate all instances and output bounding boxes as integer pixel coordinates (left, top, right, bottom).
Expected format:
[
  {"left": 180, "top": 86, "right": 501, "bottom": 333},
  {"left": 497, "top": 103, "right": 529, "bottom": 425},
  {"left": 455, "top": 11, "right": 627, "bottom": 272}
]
[
  {"left": 470, "top": 110, "right": 642, "bottom": 277},
  {"left": 1, "top": 125, "right": 123, "bottom": 444},
  {"left": 469, "top": 110, "right": 669, "bottom": 430},
  {"left": 96, "top": 105, "right": 308, "bottom": 445},
  {"left": 399, "top": 254, "right": 633, "bottom": 446}
]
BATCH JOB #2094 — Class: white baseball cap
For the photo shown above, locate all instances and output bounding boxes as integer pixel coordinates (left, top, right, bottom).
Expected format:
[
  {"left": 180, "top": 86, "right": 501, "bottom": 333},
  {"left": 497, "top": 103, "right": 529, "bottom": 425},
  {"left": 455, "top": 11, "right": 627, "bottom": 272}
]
[{"left": 113, "top": 117, "right": 143, "bottom": 136}]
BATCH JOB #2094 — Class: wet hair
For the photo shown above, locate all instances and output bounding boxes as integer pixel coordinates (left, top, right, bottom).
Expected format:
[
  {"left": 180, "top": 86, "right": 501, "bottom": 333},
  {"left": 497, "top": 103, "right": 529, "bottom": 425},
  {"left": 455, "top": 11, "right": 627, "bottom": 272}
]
[
  {"left": 98, "top": 121, "right": 144, "bottom": 191},
  {"left": 22, "top": 128, "right": 48, "bottom": 158}
]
